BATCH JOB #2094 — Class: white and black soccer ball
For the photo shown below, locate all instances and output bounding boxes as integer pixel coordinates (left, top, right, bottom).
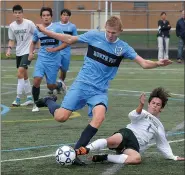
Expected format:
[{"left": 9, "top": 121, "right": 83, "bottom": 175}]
[{"left": 55, "top": 145, "right": 76, "bottom": 166}]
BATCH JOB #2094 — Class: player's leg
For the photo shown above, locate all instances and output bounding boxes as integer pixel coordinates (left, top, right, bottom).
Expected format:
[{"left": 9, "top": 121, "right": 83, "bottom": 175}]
[
  {"left": 36, "top": 81, "right": 87, "bottom": 122},
  {"left": 31, "top": 60, "right": 45, "bottom": 112},
  {"left": 18, "top": 54, "right": 34, "bottom": 106},
  {"left": 45, "top": 64, "right": 64, "bottom": 94},
  {"left": 12, "top": 56, "right": 25, "bottom": 106},
  {"left": 164, "top": 37, "right": 169, "bottom": 59},
  {"left": 177, "top": 38, "right": 184, "bottom": 63},
  {"left": 58, "top": 54, "right": 69, "bottom": 94},
  {"left": 157, "top": 36, "right": 163, "bottom": 60},
  {"left": 74, "top": 93, "right": 108, "bottom": 149},
  {"left": 93, "top": 128, "right": 140, "bottom": 164}
]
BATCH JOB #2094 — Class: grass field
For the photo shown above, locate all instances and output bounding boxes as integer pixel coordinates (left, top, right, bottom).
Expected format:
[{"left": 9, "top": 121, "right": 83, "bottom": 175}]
[{"left": 1, "top": 58, "right": 184, "bottom": 175}]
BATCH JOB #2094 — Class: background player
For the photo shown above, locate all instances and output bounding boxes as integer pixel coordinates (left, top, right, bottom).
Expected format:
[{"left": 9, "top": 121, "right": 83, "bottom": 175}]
[
  {"left": 6, "top": 4, "right": 35, "bottom": 107},
  {"left": 29, "top": 7, "right": 68, "bottom": 112},
  {"left": 47, "top": 9, "right": 78, "bottom": 94}
]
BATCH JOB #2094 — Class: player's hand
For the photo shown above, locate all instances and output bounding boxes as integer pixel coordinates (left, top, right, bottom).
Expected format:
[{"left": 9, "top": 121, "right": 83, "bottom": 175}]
[
  {"left": 36, "top": 24, "right": 45, "bottom": 32},
  {"left": 176, "top": 157, "right": 185, "bottom": 161},
  {"left": 157, "top": 59, "right": 173, "bottom": 67},
  {"left": 139, "top": 93, "right": 146, "bottom": 105},
  {"left": 46, "top": 47, "right": 57, "bottom": 52},
  {"left": 6, "top": 50, "right": 11, "bottom": 57},
  {"left": 28, "top": 53, "right": 34, "bottom": 61}
]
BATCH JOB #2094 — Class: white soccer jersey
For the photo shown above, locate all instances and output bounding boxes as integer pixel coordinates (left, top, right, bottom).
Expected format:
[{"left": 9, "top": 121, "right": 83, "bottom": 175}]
[
  {"left": 8, "top": 18, "right": 35, "bottom": 56},
  {"left": 126, "top": 109, "right": 177, "bottom": 160}
]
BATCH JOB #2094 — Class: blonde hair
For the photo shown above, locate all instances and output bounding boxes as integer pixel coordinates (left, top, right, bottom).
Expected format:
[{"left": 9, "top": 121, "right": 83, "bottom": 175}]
[{"left": 106, "top": 16, "right": 123, "bottom": 31}]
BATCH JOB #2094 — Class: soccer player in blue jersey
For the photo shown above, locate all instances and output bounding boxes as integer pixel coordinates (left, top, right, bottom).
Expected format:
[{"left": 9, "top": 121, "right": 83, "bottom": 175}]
[
  {"left": 47, "top": 9, "right": 78, "bottom": 94},
  {"left": 35, "top": 16, "right": 172, "bottom": 164},
  {"left": 28, "top": 7, "right": 68, "bottom": 112}
]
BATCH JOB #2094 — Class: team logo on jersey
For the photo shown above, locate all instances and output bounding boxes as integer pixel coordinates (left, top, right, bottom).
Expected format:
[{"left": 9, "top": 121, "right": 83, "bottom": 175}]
[{"left": 115, "top": 46, "right": 123, "bottom": 56}]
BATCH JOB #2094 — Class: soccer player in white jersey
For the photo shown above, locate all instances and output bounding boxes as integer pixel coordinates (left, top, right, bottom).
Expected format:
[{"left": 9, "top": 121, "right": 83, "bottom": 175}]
[
  {"left": 6, "top": 5, "right": 35, "bottom": 106},
  {"left": 35, "top": 16, "right": 173, "bottom": 165},
  {"left": 47, "top": 9, "right": 78, "bottom": 94},
  {"left": 76, "top": 87, "right": 184, "bottom": 164}
]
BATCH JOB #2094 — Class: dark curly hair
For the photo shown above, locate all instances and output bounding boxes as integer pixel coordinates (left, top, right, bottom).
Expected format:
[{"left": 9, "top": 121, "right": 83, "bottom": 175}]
[{"left": 148, "top": 87, "right": 170, "bottom": 108}]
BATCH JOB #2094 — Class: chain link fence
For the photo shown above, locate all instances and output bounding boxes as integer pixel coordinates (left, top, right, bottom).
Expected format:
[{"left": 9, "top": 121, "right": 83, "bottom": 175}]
[{"left": 1, "top": 1, "right": 185, "bottom": 54}]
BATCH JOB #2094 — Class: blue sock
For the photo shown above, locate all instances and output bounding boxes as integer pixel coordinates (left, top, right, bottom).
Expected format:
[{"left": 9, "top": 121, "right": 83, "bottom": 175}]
[
  {"left": 75, "top": 124, "right": 98, "bottom": 149},
  {"left": 45, "top": 99, "right": 60, "bottom": 116}
]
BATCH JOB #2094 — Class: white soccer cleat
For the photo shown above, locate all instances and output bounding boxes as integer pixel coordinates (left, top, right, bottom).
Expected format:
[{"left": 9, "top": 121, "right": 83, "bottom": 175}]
[
  {"left": 32, "top": 104, "right": 39, "bottom": 112},
  {"left": 21, "top": 100, "right": 34, "bottom": 106},
  {"left": 12, "top": 98, "right": 20, "bottom": 107}
]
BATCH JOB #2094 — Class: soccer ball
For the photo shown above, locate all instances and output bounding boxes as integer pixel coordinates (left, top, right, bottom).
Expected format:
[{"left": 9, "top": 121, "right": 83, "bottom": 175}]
[{"left": 55, "top": 145, "right": 76, "bottom": 166}]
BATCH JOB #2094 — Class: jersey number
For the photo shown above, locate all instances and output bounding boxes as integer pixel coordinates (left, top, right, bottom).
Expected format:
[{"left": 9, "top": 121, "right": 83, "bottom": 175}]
[{"left": 147, "top": 124, "right": 152, "bottom": 132}]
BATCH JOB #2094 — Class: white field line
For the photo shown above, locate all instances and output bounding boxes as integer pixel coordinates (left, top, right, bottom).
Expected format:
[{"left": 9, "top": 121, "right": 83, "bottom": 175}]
[
  {"left": 108, "top": 88, "right": 184, "bottom": 97},
  {"left": 1, "top": 85, "right": 184, "bottom": 97},
  {"left": 113, "top": 78, "right": 183, "bottom": 81},
  {"left": 1, "top": 139, "right": 184, "bottom": 163}
]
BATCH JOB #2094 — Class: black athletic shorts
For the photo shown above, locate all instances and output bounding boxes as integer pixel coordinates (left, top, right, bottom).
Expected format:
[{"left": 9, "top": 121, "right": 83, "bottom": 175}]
[
  {"left": 16, "top": 54, "right": 31, "bottom": 69},
  {"left": 111, "top": 128, "right": 140, "bottom": 153}
]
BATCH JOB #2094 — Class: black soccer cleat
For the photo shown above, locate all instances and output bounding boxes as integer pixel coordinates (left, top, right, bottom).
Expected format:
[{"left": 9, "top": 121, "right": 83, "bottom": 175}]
[
  {"left": 92, "top": 154, "right": 108, "bottom": 162},
  {"left": 72, "top": 156, "right": 86, "bottom": 166},
  {"left": 35, "top": 95, "right": 57, "bottom": 108}
]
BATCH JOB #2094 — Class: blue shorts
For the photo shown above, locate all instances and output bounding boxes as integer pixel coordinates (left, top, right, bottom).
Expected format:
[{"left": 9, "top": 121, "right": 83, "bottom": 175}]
[
  {"left": 33, "top": 60, "right": 60, "bottom": 84},
  {"left": 60, "top": 53, "right": 71, "bottom": 72},
  {"left": 61, "top": 81, "right": 108, "bottom": 117}
]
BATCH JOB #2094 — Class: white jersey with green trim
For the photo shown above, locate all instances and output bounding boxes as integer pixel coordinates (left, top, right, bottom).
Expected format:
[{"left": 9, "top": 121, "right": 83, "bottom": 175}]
[
  {"left": 126, "top": 109, "right": 177, "bottom": 160},
  {"left": 8, "top": 18, "right": 35, "bottom": 56}
]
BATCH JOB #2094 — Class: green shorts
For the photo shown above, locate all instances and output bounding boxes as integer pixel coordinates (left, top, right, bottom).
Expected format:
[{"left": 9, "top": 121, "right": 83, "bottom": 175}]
[
  {"left": 16, "top": 54, "right": 31, "bottom": 69},
  {"left": 111, "top": 128, "right": 140, "bottom": 153}
]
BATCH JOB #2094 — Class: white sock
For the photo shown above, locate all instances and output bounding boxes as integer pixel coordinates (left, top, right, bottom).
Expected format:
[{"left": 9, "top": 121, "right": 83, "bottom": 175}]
[
  {"left": 24, "top": 79, "right": 32, "bottom": 96},
  {"left": 107, "top": 154, "right": 128, "bottom": 164},
  {"left": 17, "top": 78, "right": 25, "bottom": 97},
  {"left": 86, "top": 139, "right": 107, "bottom": 151}
]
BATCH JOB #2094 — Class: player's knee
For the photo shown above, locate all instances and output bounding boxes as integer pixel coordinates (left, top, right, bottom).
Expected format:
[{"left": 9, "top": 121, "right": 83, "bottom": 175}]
[
  {"left": 125, "top": 155, "right": 141, "bottom": 165},
  {"left": 54, "top": 111, "right": 68, "bottom": 123},
  {"left": 17, "top": 68, "right": 25, "bottom": 78}
]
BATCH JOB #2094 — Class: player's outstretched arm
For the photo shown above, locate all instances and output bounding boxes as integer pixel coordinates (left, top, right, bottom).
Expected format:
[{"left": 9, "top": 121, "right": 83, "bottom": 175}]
[
  {"left": 136, "top": 93, "right": 145, "bottom": 114},
  {"left": 134, "top": 55, "right": 173, "bottom": 69},
  {"left": 36, "top": 24, "right": 78, "bottom": 45}
]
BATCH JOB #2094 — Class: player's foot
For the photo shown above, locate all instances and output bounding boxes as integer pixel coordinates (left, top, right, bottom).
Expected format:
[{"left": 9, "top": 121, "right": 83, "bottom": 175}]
[
  {"left": 72, "top": 157, "right": 86, "bottom": 166},
  {"left": 61, "top": 81, "right": 67, "bottom": 94},
  {"left": 56, "top": 80, "right": 67, "bottom": 94},
  {"left": 92, "top": 154, "right": 108, "bottom": 162},
  {"left": 12, "top": 98, "right": 20, "bottom": 107},
  {"left": 21, "top": 97, "right": 34, "bottom": 106},
  {"left": 35, "top": 95, "right": 57, "bottom": 108},
  {"left": 76, "top": 147, "right": 90, "bottom": 155},
  {"left": 47, "top": 90, "right": 53, "bottom": 95},
  {"left": 32, "top": 104, "right": 39, "bottom": 112}
]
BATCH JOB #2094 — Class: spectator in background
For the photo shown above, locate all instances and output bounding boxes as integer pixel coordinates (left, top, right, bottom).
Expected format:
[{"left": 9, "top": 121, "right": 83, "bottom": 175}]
[
  {"left": 157, "top": 12, "right": 171, "bottom": 61},
  {"left": 176, "top": 10, "right": 185, "bottom": 63}
]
